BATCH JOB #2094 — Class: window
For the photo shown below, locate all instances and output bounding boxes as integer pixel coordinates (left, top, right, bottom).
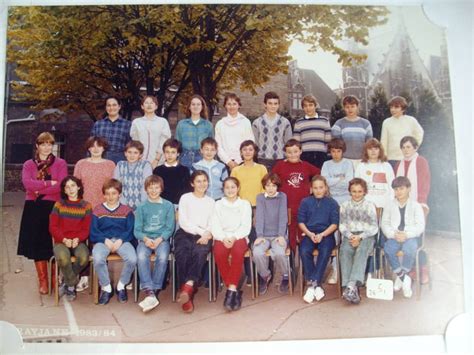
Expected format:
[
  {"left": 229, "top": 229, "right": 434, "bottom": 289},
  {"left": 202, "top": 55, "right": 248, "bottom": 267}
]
[{"left": 52, "top": 133, "right": 66, "bottom": 159}]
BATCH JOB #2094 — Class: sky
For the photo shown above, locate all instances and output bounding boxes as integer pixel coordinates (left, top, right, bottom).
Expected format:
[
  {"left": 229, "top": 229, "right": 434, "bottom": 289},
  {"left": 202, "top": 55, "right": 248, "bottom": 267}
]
[{"left": 288, "top": 5, "right": 446, "bottom": 90}]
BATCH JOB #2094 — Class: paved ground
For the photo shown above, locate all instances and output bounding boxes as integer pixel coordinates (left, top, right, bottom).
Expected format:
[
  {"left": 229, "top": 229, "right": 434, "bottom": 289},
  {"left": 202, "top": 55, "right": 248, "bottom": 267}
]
[{"left": 0, "top": 192, "right": 466, "bottom": 349}]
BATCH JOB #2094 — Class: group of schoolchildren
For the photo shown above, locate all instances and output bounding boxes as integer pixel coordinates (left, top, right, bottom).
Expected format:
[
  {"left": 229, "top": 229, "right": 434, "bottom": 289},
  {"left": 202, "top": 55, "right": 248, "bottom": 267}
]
[{"left": 44, "top": 90, "right": 430, "bottom": 315}]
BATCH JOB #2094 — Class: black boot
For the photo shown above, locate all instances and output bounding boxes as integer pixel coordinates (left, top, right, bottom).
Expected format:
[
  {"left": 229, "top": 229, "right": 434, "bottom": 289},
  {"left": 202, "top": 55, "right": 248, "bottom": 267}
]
[
  {"left": 232, "top": 290, "right": 243, "bottom": 311},
  {"left": 223, "top": 289, "right": 236, "bottom": 311}
]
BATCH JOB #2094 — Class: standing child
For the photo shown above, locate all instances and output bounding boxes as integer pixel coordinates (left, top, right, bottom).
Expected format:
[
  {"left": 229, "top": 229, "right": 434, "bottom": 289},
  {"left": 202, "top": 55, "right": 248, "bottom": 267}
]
[
  {"left": 292, "top": 94, "right": 332, "bottom": 169},
  {"left": 175, "top": 171, "right": 215, "bottom": 313},
  {"left": 153, "top": 139, "right": 191, "bottom": 207},
  {"left": 272, "top": 139, "right": 320, "bottom": 251},
  {"left": 175, "top": 94, "right": 214, "bottom": 169},
  {"left": 192, "top": 138, "right": 228, "bottom": 200},
  {"left": 90, "top": 179, "right": 137, "bottom": 305},
  {"left": 130, "top": 95, "right": 171, "bottom": 168},
  {"left": 382, "top": 176, "right": 425, "bottom": 299},
  {"left": 381, "top": 96, "right": 424, "bottom": 168},
  {"left": 253, "top": 173, "right": 289, "bottom": 295},
  {"left": 49, "top": 176, "right": 92, "bottom": 301},
  {"left": 215, "top": 92, "right": 255, "bottom": 172},
  {"left": 135, "top": 175, "right": 175, "bottom": 313},
  {"left": 230, "top": 140, "right": 268, "bottom": 207},
  {"left": 114, "top": 140, "right": 153, "bottom": 210},
  {"left": 211, "top": 177, "right": 252, "bottom": 311},
  {"left": 252, "top": 91, "right": 292, "bottom": 171},
  {"left": 355, "top": 138, "right": 395, "bottom": 210},
  {"left": 339, "top": 178, "right": 378, "bottom": 304},
  {"left": 331, "top": 95, "right": 373, "bottom": 168},
  {"left": 298, "top": 176, "right": 339, "bottom": 303},
  {"left": 74, "top": 136, "right": 115, "bottom": 209}
]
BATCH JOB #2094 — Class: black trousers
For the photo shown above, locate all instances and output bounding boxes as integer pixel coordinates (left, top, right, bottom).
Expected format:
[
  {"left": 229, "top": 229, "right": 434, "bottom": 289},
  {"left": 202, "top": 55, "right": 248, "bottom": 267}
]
[
  {"left": 300, "top": 151, "right": 329, "bottom": 170},
  {"left": 174, "top": 229, "right": 211, "bottom": 287}
]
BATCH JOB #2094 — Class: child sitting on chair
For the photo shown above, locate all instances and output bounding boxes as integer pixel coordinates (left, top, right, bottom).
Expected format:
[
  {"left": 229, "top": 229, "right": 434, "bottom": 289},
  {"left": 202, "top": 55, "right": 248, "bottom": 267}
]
[{"left": 382, "top": 176, "right": 425, "bottom": 299}]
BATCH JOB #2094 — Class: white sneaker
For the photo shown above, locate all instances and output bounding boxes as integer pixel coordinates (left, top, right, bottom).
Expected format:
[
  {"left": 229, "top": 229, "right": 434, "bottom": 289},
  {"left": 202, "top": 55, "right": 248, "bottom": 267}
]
[
  {"left": 402, "top": 275, "right": 413, "bottom": 298},
  {"left": 303, "top": 286, "right": 316, "bottom": 304},
  {"left": 126, "top": 283, "right": 133, "bottom": 290},
  {"left": 139, "top": 296, "right": 160, "bottom": 313},
  {"left": 394, "top": 276, "right": 403, "bottom": 292},
  {"left": 314, "top": 286, "right": 325, "bottom": 301},
  {"left": 327, "top": 268, "right": 337, "bottom": 285},
  {"left": 75, "top": 276, "right": 89, "bottom": 292}
]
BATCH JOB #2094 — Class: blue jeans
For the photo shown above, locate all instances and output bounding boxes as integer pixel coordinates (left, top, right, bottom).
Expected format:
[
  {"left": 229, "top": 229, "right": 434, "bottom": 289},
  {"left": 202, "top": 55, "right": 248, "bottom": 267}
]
[
  {"left": 340, "top": 236, "right": 375, "bottom": 287},
  {"left": 299, "top": 234, "right": 336, "bottom": 284},
  {"left": 180, "top": 149, "right": 202, "bottom": 170},
  {"left": 92, "top": 242, "right": 137, "bottom": 287},
  {"left": 384, "top": 238, "right": 418, "bottom": 273},
  {"left": 137, "top": 240, "right": 170, "bottom": 291}
]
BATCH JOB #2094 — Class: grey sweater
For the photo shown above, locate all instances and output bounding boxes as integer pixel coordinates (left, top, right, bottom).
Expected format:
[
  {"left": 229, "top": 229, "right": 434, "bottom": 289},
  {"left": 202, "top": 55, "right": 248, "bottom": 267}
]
[{"left": 255, "top": 192, "right": 288, "bottom": 239}]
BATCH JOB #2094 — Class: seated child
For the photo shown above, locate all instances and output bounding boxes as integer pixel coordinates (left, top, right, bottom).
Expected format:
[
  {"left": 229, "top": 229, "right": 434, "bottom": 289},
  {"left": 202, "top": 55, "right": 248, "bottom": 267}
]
[
  {"left": 90, "top": 179, "right": 137, "bottom": 305},
  {"left": 49, "top": 176, "right": 92, "bottom": 301},
  {"left": 382, "top": 176, "right": 425, "bottom": 299},
  {"left": 135, "top": 175, "right": 175, "bottom": 313},
  {"left": 114, "top": 140, "right": 153, "bottom": 210},
  {"left": 175, "top": 170, "right": 215, "bottom": 313},
  {"left": 211, "top": 177, "right": 252, "bottom": 312},
  {"left": 192, "top": 137, "right": 228, "bottom": 200},
  {"left": 298, "top": 176, "right": 339, "bottom": 304},
  {"left": 253, "top": 173, "right": 289, "bottom": 295},
  {"left": 339, "top": 178, "right": 378, "bottom": 304}
]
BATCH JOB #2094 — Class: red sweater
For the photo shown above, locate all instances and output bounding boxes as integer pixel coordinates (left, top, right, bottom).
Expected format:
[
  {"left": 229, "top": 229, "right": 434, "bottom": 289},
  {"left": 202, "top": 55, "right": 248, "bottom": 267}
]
[
  {"left": 49, "top": 198, "right": 93, "bottom": 243},
  {"left": 272, "top": 160, "right": 320, "bottom": 214}
]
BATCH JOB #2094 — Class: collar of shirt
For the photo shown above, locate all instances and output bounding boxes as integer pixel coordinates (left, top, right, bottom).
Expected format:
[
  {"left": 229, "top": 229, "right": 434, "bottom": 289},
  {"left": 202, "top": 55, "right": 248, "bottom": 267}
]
[
  {"left": 103, "top": 202, "right": 120, "bottom": 211},
  {"left": 148, "top": 197, "right": 163, "bottom": 204},
  {"left": 191, "top": 118, "right": 201, "bottom": 125},
  {"left": 164, "top": 161, "right": 178, "bottom": 167},
  {"left": 304, "top": 113, "right": 319, "bottom": 119},
  {"left": 264, "top": 192, "right": 279, "bottom": 198}
]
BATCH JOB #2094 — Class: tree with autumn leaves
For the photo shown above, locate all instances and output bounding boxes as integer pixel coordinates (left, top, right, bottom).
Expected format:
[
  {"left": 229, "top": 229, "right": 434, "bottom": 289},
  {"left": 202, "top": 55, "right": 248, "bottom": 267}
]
[{"left": 8, "top": 5, "right": 388, "bottom": 121}]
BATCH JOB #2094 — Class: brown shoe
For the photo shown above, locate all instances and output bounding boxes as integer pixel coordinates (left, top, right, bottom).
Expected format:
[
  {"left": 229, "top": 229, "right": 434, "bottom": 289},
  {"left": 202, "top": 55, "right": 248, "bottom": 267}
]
[
  {"left": 34, "top": 261, "right": 49, "bottom": 295},
  {"left": 182, "top": 299, "right": 194, "bottom": 313},
  {"left": 177, "top": 283, "right": 194, "bottom": 305}
]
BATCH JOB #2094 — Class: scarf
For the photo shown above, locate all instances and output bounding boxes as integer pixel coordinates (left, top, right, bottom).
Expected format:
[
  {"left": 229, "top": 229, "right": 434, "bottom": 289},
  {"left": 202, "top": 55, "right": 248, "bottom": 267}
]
[
  {"left": 35, "top": 154, "right": 55, "bottom": 181},
  {"left": 396, "top": 152, "right": 418, "bottom": 202}
]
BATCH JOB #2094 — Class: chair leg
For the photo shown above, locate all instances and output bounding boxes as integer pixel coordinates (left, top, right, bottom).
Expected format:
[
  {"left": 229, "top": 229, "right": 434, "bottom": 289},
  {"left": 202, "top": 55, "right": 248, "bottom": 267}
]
[
  {"left": 48, "top": 256, "right": 55, "bottom": 295},
  {"left": 299, "top": 254, "right": 304, "bottom": 297},
  {"left": 134, "top": 267, "right": 138, "bottom": 303},
  {"left": 54, "top": 259, "right": 59, "bottom": 306},
  {"left": 207, "top": 253, "right": 212, "bottom": 303},
  {"left": 171, "top": 256, "right": 176, "bottom": 303},
  {"left": 88, "top": 261, "right": 93, "bottom": 295},
  {"left": 249, "top": 254, "right": 255, "bottom": 300},
  {"left": 93, "top": 266, "right": 99, "bottom": 305},
  {"left": 288, "top": 254, "right": 293, "bottom": 296},
  {"left": 336, "top": 250, "right": 341, "bottom": 298},
  {"left": 415, "top": 250, "right": 421, "bottom": 301}
]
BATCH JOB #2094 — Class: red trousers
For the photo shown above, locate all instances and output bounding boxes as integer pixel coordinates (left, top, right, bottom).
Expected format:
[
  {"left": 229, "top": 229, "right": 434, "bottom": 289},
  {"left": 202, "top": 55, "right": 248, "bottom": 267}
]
[{"left": 213, "top": 238, "right": 248, "bottom": 287}]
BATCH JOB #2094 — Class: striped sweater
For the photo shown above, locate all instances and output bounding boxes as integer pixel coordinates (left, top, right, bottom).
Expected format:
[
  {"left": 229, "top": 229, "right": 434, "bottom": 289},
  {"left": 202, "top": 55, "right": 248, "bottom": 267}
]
[
  {"left": 90, "top": 203, "right": 135, "bottom": 244},
  {"left": 49, "top": 199, "right": 93, "bottom": 243},
  {"left": 293, "top": 116, "right": 332, "bottom": 153}
]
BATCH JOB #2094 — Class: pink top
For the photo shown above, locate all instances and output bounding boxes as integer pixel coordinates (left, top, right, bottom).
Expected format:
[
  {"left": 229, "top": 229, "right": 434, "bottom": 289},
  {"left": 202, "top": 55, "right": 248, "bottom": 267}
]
[
  {"left": 73, "top": 158, "right": 116, "bottom": 208},
  {"left": 22, "top": 158, "right": 68, "bottom": 201}
]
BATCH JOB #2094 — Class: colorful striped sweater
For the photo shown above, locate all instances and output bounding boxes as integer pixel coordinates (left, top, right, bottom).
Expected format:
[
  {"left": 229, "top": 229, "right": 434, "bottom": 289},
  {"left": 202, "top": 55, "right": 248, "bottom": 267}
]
[
  {"left": 293, "top": 115, "right": 332, "bottom": 153},
  {"left": 90, "top": 203, "right": 135, "bottom": 244},
  {"left": 49, "top": 199, "right": 93, "bottom": 243}
]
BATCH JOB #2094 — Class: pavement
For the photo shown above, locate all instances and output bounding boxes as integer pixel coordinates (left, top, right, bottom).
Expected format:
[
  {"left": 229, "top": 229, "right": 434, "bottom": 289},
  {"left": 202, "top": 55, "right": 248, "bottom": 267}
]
[{"left": 0, "top": 192, "right": 466, "bottom": 350}]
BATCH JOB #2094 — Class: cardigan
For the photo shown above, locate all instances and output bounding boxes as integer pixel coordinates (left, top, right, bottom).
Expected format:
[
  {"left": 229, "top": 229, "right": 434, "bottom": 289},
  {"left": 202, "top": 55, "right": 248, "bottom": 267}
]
[
  {"left": 381, "top": 199, "right": 425, "bottom": 239},
  {"left": 21, "top": 158, "right": 68, "bottom": 202}
]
